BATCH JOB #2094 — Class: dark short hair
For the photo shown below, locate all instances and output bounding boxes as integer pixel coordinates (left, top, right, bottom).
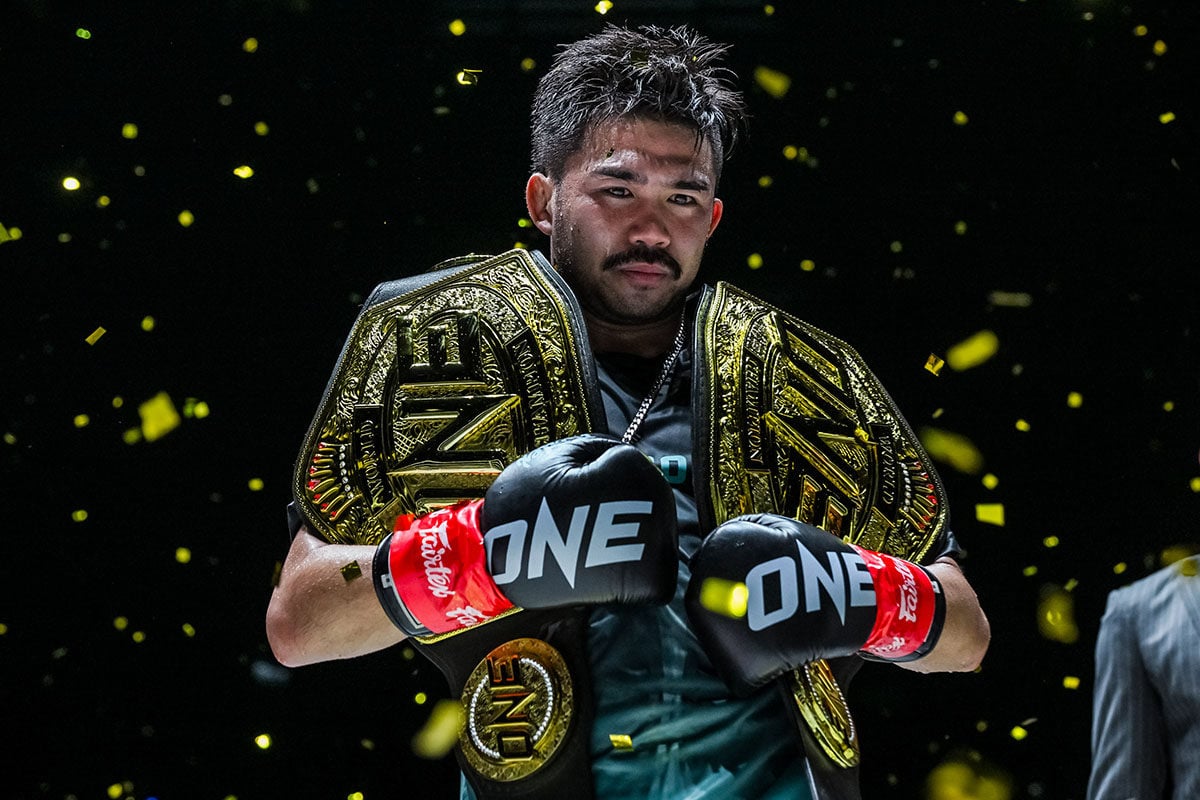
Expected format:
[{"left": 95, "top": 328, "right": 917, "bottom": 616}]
[{"left": 530, "top": 24, "right": 747, "bottom": 180}]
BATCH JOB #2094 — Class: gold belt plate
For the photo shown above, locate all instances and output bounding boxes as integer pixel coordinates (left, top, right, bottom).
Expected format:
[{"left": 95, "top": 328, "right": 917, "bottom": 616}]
[
  {"left": 697, "top": 281, "right": 951, "bottom": 768},
  {"left": 293, "top": 249, "right": 597, "bottom": 545},
  {"left": 460, "top": 638, "right": 575, "bottom": 781}
]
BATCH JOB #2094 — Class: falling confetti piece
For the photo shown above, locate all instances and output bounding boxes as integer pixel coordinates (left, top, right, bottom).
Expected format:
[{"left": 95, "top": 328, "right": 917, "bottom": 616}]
[
  {"left": 233, "top": 165, "right": 255, "bottom": 179},
  {"left": 1113, "top": 562, "right": 1127, "bottom": 574},
  {"left": 71, "top": 509, "right": 89, "bottom": 522},
  {"left": 954, "top": 220, "right": 968, "bottom": 235},
  {"left": 0, "top": 223, "right": 20, "bottom": 243},
  {"left": 1189, "top": 477, "right": 1200, "bottom": 493},
  {"left": 889, "top": 240, "right": 903, "bottom": 253},
  {"left": 340, "top": 560, "right": 363, "bottom": 582},
  {"left": 918, "top": 427, "right": 984, "bottom": 474},
  {"left": 62, "top": 176, "right": 81, "bottom": 191},
  {"left": 107, "top": 784, "right": 122, "bottom": 800},
  {"left": 1134, "top": 25, "right": 1148, "bottom": 36},
  {"left": 456, "top": 69, "right": 482, "bottom": 85},
  {"left": 1010, "top": 726, "right": 1028, "bottom": 741},
  {"left": 255, "top": 734, "right": 272, "bottom": 750},
  {"left": 132, "top": 631, "right": 146, "bottom": 643},
  {"left": 982, "top": 473, "right": 999, "bottom": 490},
  {"left": 76, "top": 28, "right": 92, "bottom": 40},
  {"left": 1037, "top": 585, "right": 1079, "bottom": 643},
  {"left": 1063, "top": 676, "right": 1080, "bottom": 690},
  {"left": 987, "top": 290, "right": 1032, "bottom": 308},
  {"left": 3, "top": 433, "right": 16, "bottom": 445},
  {"left": 924, "top": 354, "right": 945, "bottom": 376},
  {"left": 1015, "top": 419, "right": 1031, "bottom": 432},
  {"left": 757, "top": 175, "right": 773, "bottom": 188},
  {"left": 800, "top": 259, "right": 815, "bottom": 272},
  {"left": 754, "top": 65, "right": 791, "bottom": 99},
  {"left": 361, "top": 739, "right": 376, "bottom": 750},
  {"left": 953, "top": 110, "right": 969, "bottom": 125},
  {"left": 520, "top": 57, "right": 536, "bottom": 72},
  {"left": 114, "top": 616, "right": 129, "bottom": 630},
  {"left": 414, "top": 691, "right": 428, "bottom": 704},
  {"left": 1180, "top": 560, "right": 1198, "bottom": 577},
  {"left": 176, "top": 547, "right": 192, "bottom": 564},
  {"left": 182, "top": 623, "right": 196, "bottom": 637},
  {"left": 139, "top": 392, "right": 181, "bottom": 442},
  {"left": 1043, "top": 535, "right": 1059, "bottom": 548},
  {"left": 248, "top": 477, "right": 264, "bottom": 491},
  {"left": 254, "top": 121, "right": 270, "bottom": 136},
  {"left": 1066, "top": 392, "right": 1083, "bottom": 408},
  {"left": 975, "top": 503, "right": 1005, "bottom": 526},
  {"left": 177, "top": 210, "right": 195, "bottom": 227},
  {"left": 1152, "top": 39, "right": 1167, "bottom": 55},
  {"left": 698, "top": 577, "right": 749, "bottom": 619},
  {"left": 412, "top": 699, "right": 465, "bottom": 759},
  {"left": 448, "top": 19, "right": 466, "bottom": 36},
  {"left": 243, "top": 37, "right": 259, "bottom": 53},
  {"left": 96, "top": 195, "right": 111, "bottom": 207},
  {"left": 1023, "top": 566, "right": 1038, "bottom": 577},
  {"left": 747, "top": 253, "right": 763, "bottom": 270},
  {"left": 945, "top": 329, "right": 999, "bottom": 371},
  {"left": 1161, "top": 545, "right": 1197, "bottom": 567},
  {"left": 73, "top": 414, "right": 90, "bottom": 428},
  {"left": 594, "top": 0, "right": 613, "bottom": 13},
  {"left": 121, "top": 123, "right": 138, "bottom": 139},
  {"left": 1158, "top": 111, "right": 1176, "bottom": 124},
  {"left": 609, "top": 734, "right": 634, "bottom": 750}
]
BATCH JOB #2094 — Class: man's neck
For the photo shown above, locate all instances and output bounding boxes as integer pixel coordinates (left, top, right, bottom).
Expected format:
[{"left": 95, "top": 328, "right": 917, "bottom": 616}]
[{"left": 586, "top": 312, "right": 683, "bottom": 360}]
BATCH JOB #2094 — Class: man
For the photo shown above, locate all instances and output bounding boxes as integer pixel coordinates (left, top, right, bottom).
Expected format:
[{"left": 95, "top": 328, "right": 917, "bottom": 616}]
[
  {"left": 267, "top": 25, "right": 989, "bottom": 799},
  {"left": 1087, "top": 554, "right": 1200, "bottom": 799}
]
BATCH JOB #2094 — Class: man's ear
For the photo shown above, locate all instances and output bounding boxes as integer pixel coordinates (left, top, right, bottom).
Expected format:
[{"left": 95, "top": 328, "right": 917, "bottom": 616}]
[
  {"left": 708, "top": 198, "right": 724, "bottom": 238},
  {"left": 525, "top": 173, "right": 555, "bottom": 235}
]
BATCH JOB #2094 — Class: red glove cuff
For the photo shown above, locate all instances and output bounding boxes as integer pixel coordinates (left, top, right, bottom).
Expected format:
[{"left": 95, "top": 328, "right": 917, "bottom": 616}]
[
  {"left": 379, "top": 500, "right": 514, "bottom": 635},
  {"left": 850, "top": 544, "right": 944, "bottom": 661}
]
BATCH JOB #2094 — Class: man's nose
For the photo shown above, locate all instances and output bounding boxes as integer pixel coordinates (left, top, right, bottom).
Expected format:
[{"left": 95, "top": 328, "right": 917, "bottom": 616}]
[{"left": 627, "top": 205, "right": 670, "bottom": 249}]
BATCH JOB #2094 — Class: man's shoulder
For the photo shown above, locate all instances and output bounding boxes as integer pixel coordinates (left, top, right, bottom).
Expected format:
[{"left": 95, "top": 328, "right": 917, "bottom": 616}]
[{"left": 1108, "top": 555, "right": 1198, "bottom": 612}]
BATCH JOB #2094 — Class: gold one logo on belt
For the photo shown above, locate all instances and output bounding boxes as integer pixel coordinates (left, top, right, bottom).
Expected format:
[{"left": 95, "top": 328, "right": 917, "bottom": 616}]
[{"left": 460, "top": 638, "right": 574, "bottom": 781}]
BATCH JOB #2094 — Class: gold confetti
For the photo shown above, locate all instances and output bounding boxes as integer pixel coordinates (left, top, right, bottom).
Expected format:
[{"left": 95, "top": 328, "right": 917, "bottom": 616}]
[
  {"left": 1015, "top": 419, "right": 1031, "bottom": 432},
  {"left": 96, "top": 195, "right": 111, "bottom": 207},
  {"left": 76, "top": 28, "right": 92, "bottom": 40},
  {"left": 141, "top": 314, "right": 157, "bottom": 331},
  {"left": 1043, "top": 535, "right": 1059, "bottom": 548},
  {"left": 182, "top": 623, "right": 196, "bottom": 637},
  {"left": 62, "top": 176, "right": 81, "bottom": 191},
  {"left": 698, "top": 577, "right": 749, "bottom": 619},
  {"left": 340, "top": 560, "right": 363, "bottom": 582},
  {"left": 123, "top": 427, "right": 142, "bottom": 445},
  {"left": 139, "top": 392, "right": 181, "bottom": 442},
  {"left": 58, "top": 232, "right": 73, "bottom": 243},
  {"left": 1113, "top": 562, "right": 1127, "bottom": 574},
  {"left": 1153, "top": 39, "right": 1167, "bottom": 55},
  {"left": 594, "top": 0, "right": 613, "bottom": 13},
  {"left": 73, "top": 414, "right": 90, "bottom": 428},
  {"left": 982, "top": 473, "right": 999, "bottom": 490},
  {"left": 233, "top": 165, "right": 255, "bottom": 179},
  {"left": 132, "top": 630, "right": 146, "bottom": 643},
  {"left": 945, "top": 329, "right": 999, "bottom": 371},
  {"left": 1064, "top": 578, "right": 1078, "bottom": 592},
  {"left": 177, "top": 210, "right": 195, "bottom": 227},
  {"left": 243, "top": 37, "right": 259, "bottom": 53},
  {"left": 248, "top": 477, "right": 264, "bottom": 491},
  {"left": 360, "top": 738, "right": 376, "bottom": 750},
  {"left": 1022, "top": 566, "right": 1038, "bottom": 577},
  {"left": 254, "top": 120, "right": 270, "bottom": 136},
  {"left": 218, "top": 93, "right": 233, "bottom": 106},
  {"left": 1067, "top": 391, "right": 1083, "bottom": 408},
  {"left": 889, "top": 240, "right": 903, "bottom": 254},
  {"left": 0, "top": 623, "right": 7, "bottom": 635},
  {"left": 1010, "top": 725, "right": 1028, "bottom": 741},
  {"left": 414, "top": 691, "right": 428, "bottom": 704},
  {"left": 919, "top": 427, "right": 984, "bottom": 474},
  {"left": 1190, "top": 477, "right": 1200, "bottom": 493},
  {"left": 255, "top": 734, "right": 272, "bottom": 750},
  {"left": 1163, "top": 400, "right": 1175, "bottom": 412},
  {"left": 954, "top": 220, "right": 968, "bottom": 235},
  {"left": 348, "top": 793, "right": 364, "bottom": 800},
  {"left": 520, "top": 57, "right": 536, "bottom": 72},
  {"left": 754, "top": 65, "right": 791, "bottom": 99},
  {"left": 800, "top": 259, "right": 815, "bottom": 272},
  {"left": 1180, "top": 560, "right": 1198, "bottom": 577},
  {"left": 0, "top": 222, "right": 21, "bottom": 244},
  {"left": 1063, "top": 675, "right": 1081, "bottom": 690},
  {"left": 175, "top": 547, "right": 191, "bottom": 564},
  {"left": 609, "top": 734, "right": 634, "bottom": 750},
  {"left": 121, "top": 123, "right": 138, "bottom": 139},
  {"left": 747, "top": 253, "right": 763, "bottom": 270},
  {"left": 107, "top": 784, "right": 123, "bottom": 800},
  {"left": 448, "top": 19, "right": 466, "bottom": 36},
  {"left": 3, "top": 432, "right": 16, "bottom": 445},
  {"left": 412, "top": 699, "right": 465, "bottom": 759},
  {"left": 1037, "top": 586, "right": 1079, "bottom": 643},
  {"left": 271, "top": 561, "right": 283, "bottom": 588},
  {"left": 114, "top": 616, "right": 129, "bottom": 631},
  {"left": 1133, "top": 24, "right": 1148, "bottom": 36},
  {"left": 953, "top": 110, "right": 969, "bottom": 125},
  {"left": 1161, "top": 545, "right": 1196, "bottom": 567},
  {"left": 71, "top": 509, "right": 89, "bottom": 522},
  {"left": 757, "top": 175, "right": 773, "bottom": 188},
  {"left": 456, "top": 69, "right": 482, "bottom": 85},
  {"left": 924, "top": 354, "right": 945, "bottom": 376},
  {"left": 975, "top": 504, "right": 1005, "bottom": 526},
  {"left": 764, "top": 4, "right": 776, "bottom": 15},
  {"left": 1159, "top": 111, "right": 1176, "bottom": 124}
]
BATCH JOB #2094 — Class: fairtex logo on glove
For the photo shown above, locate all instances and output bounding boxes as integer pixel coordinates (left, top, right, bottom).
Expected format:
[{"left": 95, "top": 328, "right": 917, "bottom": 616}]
[{"left": 386, "top": 501, "right": 515, "bottom": 635}]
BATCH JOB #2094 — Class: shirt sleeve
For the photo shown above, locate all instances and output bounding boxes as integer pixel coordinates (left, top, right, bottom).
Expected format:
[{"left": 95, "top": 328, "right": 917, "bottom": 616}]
[{"left": 1086, "top": 587, "right": 1168, "bottom": 800}]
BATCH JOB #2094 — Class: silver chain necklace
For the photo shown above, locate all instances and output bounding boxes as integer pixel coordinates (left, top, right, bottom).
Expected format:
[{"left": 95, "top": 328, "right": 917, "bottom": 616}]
[{"left": 620, "top": 313, "right": 688, "bottom": 444}]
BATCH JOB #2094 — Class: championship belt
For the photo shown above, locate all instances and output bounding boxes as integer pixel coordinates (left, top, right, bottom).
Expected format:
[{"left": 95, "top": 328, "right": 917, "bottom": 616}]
[
  {"left": 693, "top": 282, "right": 949, "bottom": 773},
  {"left": 292, "top": 249, "right": 604, "bottom": 800}
]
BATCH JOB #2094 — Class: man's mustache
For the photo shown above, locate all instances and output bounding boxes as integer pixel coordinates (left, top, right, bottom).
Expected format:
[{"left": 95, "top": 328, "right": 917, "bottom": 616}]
[{"left": 602, "top": 246, "right": 681, "bottom": 279}]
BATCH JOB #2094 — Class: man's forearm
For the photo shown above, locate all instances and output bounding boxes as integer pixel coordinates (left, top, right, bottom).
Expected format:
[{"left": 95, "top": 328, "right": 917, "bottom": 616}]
[
  {"left": 897, "top": 557, "right": 990, "bottom": 674},
  {"left": 266, "top": 529, "right": 405, "bottom": 667}
]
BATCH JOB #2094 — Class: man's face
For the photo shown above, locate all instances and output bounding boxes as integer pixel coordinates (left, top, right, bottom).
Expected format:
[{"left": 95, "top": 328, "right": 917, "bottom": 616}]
[{"left": 526, "top": 117, "right": 723, "bottom": 325}]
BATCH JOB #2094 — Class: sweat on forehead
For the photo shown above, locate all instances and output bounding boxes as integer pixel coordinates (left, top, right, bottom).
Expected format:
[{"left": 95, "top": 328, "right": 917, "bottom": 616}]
[{"left": 575, "top": 116, "right": 719, "bottom": 177}]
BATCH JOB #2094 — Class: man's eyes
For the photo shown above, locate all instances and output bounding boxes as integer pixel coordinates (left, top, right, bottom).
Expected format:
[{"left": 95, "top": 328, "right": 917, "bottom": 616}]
[{"left": 600, "top": 187, "right": 699, "bottom": 205}]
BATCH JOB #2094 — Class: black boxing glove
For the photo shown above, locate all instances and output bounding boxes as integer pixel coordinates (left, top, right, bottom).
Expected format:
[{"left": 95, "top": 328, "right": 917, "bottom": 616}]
[
  {"left": 685, "top": 513, "right": 945, "bottom": 695},
  {"left": 374, "top": 433, "right": 678, "bottom": 637}
]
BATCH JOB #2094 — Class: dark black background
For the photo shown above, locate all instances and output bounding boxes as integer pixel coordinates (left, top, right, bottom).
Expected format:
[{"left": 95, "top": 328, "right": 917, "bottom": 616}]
[{"left": 2, "top": 1, "right": 1197, "bottom": 798}]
